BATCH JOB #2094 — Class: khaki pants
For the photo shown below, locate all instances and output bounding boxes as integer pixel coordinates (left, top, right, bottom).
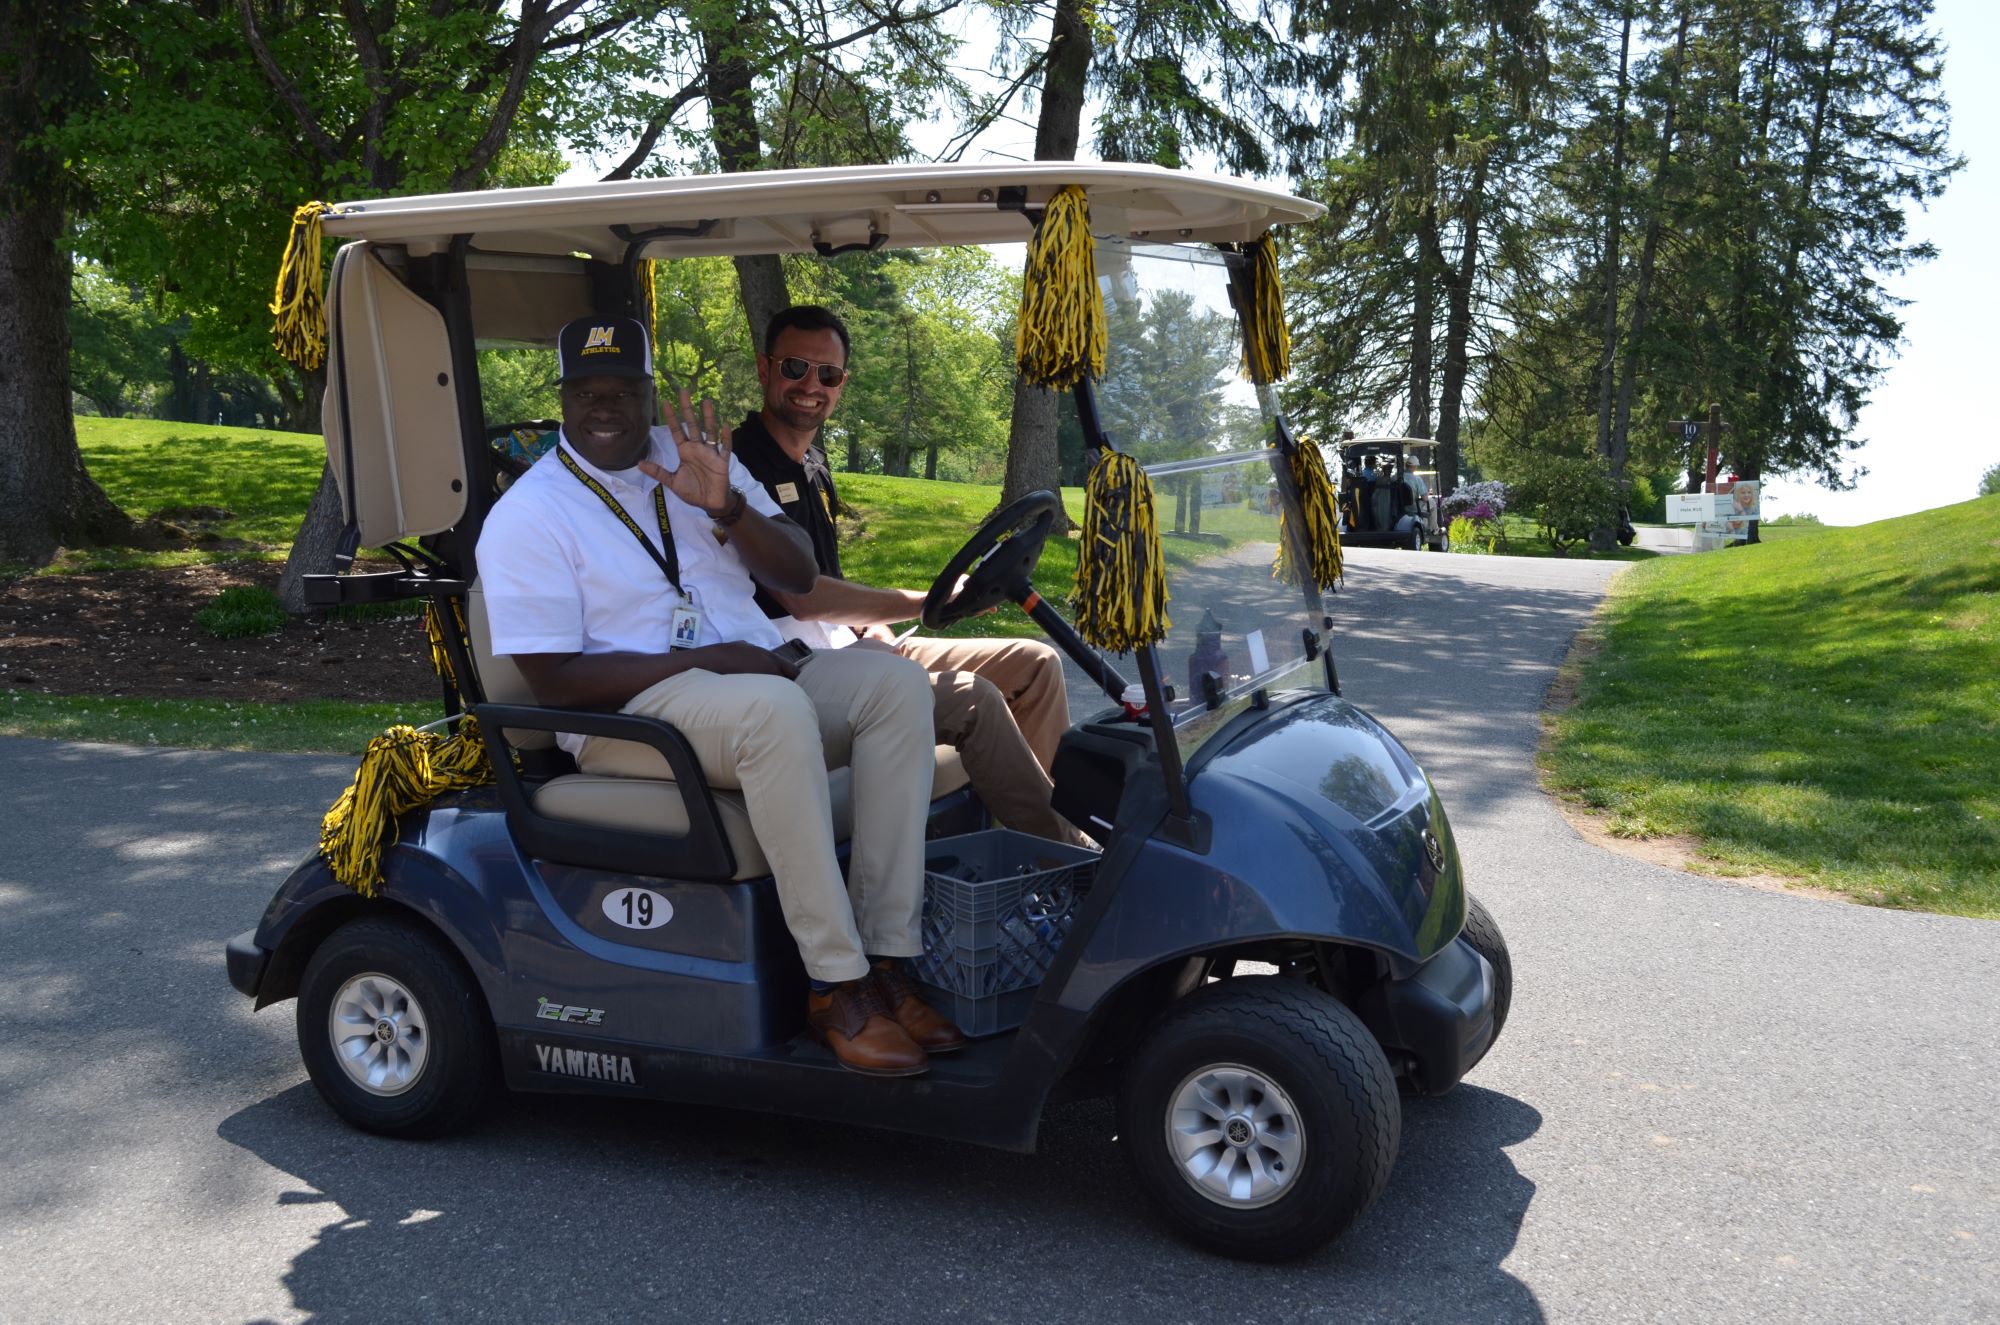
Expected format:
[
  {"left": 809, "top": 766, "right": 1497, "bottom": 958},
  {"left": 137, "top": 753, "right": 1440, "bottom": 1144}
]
[
  {"left": 577, "top": 648, "right": 935, "bottom": 983},
  {"left": 890, "top": 635, "right": 1086, "bottom": 847}
]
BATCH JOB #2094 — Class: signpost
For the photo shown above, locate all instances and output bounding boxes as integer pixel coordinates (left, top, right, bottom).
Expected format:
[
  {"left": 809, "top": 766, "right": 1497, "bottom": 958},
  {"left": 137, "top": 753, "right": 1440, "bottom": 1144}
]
[{"left": 1665, "top": 407, "right": 1735, "bottom": 549}]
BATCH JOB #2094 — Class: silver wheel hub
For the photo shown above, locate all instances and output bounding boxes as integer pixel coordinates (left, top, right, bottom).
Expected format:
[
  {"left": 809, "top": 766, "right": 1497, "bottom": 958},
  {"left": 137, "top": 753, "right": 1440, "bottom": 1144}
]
[
  {"left": 1166, "top": 1062, "right": 1305, "bottom": 1209},
  {"left": 329, "top": 972, "right": 429, "bottom": 1097}
]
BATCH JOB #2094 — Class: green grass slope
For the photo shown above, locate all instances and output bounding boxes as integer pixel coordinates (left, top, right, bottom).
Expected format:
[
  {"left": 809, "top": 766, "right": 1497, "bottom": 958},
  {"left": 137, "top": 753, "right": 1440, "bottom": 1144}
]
[
  {"left": 1544, "top": 495, "right": 2000, "bottom": 916},
  {"left": 75, "top": 416, "right": 325, "bottom": 555}
]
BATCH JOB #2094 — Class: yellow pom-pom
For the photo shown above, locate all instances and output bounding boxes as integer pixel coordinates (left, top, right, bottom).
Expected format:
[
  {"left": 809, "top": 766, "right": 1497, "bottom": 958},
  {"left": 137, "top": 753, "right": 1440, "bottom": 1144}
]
[
  {"left": 270, "top": 201, "right": 331, "bottom": 372},
  {"left": 319, "top": 716, "right": 498, "bottom": 897},
  {"left": 1015, "top": 186, "right": 1106, "bottom": 391},
  {"left": 1072, "top": 450, "right": 1170, "bottom": 653},
  {"left": 1273, "top": 438, "right": 1344, "bottom": 590}
]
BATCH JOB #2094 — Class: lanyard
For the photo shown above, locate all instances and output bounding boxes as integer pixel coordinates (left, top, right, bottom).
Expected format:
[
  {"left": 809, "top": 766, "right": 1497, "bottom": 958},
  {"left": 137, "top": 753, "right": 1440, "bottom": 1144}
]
[{"left": 558, "top": 446, "right": 681, "bottom": 592}]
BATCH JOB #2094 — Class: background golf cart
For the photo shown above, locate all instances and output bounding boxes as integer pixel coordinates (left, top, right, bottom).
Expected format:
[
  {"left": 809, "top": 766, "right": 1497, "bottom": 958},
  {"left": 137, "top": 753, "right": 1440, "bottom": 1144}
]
[
  {"left": 226, "top": 163, "right": 1507, "bottom": 1263},
  {"left": 1334, "top": 436, "right": 1449, "bottom": 552}
]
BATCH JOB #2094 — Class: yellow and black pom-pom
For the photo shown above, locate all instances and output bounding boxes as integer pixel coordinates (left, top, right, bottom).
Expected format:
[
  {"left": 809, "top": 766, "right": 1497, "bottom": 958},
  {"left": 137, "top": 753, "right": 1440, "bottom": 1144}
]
[
  {"left": 1015, "top": 185, "right": 1106, "bottom": 391},
  {"left": 1241, "top": 232, "right": 1292, "bottom": 384},
  {"left": 270, "top": 201, "right": 331, "bottom": 372},
  {"left": 1072, "top": 450, "right": 1170, "bottom": 653},
  {"left": 1273, "top": 438, "right": 1344, "bottom": 590},
  {"left": 319, "top": 716, "right": 496, "bottom": 897},
  {"left": 422, "top": 598, "right": 473, "bottom": 707}
]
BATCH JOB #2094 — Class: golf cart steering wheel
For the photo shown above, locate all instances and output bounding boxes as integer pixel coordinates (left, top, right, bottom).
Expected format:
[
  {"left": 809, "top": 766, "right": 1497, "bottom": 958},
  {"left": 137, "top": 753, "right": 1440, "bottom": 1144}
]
[{"left": 921, "top": 491, "right": 1062, "bottom": 630}]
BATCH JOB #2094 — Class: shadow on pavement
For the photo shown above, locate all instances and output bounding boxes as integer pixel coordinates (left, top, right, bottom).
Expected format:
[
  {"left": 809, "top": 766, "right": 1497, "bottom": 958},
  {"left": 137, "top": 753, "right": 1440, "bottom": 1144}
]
[{"left": 219, "top": 1076, "right": 1543, "bottom": 1322}]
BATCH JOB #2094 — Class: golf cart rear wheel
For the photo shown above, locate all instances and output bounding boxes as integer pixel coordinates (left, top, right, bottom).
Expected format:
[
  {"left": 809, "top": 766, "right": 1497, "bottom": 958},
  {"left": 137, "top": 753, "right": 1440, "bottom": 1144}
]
[
  {"left": 1460, "top": 894, "right": 1513, "bottom": 1066},
  {"left": 1118, "top": 978, "right": 1400, "bottom": 1262},
  {"left": 297, "top": 917, "right": 495, "bottom": 1139}
]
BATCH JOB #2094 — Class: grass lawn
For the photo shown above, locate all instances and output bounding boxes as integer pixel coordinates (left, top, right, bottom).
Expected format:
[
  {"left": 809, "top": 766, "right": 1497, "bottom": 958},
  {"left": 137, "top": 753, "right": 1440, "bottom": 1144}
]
[
  {"left": 0, "top": 692, "right": 431, "bottom": 755},
  {"left": 61, "top": 417, "right": 326, "bottom": 568},
  {"left": 1543, "top": 495, "right": 2000, "bottom": 917}
]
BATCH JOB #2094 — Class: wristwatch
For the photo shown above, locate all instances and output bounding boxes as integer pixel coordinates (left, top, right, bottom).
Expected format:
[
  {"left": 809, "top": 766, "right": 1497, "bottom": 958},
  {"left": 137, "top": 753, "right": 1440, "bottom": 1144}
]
[{"left": 709, "top": 487, "right": 748, "bottom": 526}]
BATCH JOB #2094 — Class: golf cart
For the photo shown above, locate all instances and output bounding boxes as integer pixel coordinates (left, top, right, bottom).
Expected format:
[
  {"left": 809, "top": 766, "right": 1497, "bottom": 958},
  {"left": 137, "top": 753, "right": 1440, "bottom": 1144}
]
[
  {"left": 1336, "top": 436, "right": 1449, "bottom": 552},
  {"left": 224, "top": 163, "right": 1508, "bottom": 1262}
]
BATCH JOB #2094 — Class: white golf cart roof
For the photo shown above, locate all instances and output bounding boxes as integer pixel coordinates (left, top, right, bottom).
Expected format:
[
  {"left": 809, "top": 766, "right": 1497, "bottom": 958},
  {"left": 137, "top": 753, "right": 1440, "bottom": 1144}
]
[
  {"left": 320, "top": 161, "right": 1324, "bottom": 257},
  {"left": 321, "top": 163, "right": 1322, "bottom": 548}
]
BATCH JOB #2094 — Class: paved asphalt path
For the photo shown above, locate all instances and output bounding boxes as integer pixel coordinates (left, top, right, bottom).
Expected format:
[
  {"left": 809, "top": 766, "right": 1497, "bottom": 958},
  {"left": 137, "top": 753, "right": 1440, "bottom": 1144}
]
[{"left": 2, "top": 547, "right": 1994, "bottom": 1323}]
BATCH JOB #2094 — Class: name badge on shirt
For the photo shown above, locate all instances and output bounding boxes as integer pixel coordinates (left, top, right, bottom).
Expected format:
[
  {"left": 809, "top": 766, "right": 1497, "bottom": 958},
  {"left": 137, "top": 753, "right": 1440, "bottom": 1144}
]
[
  {"left": 670, "top": 601, "right": 704, "bottom": 650},
  {"left": 776, "top": 482, "right": 800, "bottom": 504}
]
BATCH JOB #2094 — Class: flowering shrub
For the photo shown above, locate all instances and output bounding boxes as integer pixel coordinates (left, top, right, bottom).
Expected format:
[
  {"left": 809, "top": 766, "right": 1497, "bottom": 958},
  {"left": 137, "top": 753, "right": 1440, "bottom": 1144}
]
[
  {"left": 1443, "top": 480, "right": 1509, "bottom": 553},
  {"left": 1441, "top": 480, "right": 1509, "bottom": 523}
]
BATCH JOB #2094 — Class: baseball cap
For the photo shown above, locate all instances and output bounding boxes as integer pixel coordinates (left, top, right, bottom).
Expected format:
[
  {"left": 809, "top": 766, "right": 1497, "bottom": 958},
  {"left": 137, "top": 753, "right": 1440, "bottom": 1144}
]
[{"left": 556, "top": 315, "right": 654, "bottom": 381}]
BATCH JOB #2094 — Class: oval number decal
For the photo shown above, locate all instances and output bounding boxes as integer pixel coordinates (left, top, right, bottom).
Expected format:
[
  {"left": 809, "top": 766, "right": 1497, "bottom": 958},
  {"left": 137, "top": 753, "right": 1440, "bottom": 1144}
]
[{"left": 602, "top": 887, "right": 673, "bottom": 930}]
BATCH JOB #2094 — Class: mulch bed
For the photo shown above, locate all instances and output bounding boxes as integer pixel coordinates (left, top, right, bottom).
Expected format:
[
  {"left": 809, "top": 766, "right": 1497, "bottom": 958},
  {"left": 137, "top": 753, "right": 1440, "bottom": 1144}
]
[{"left": 0, "top": 562, "right": 442, "bottom": 704}]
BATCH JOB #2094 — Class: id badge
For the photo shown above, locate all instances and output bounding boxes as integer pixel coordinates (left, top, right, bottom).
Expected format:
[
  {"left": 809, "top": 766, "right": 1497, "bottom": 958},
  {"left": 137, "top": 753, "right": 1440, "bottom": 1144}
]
[{"left": 670, "top": 601, "right": 704, "bottom": 650}]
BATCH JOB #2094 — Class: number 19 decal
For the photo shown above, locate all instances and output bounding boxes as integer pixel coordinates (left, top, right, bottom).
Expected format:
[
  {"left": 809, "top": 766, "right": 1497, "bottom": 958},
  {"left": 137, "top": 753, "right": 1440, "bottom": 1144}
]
[{"left": 602, "top": 887, "right": 673, "bottom": 930}]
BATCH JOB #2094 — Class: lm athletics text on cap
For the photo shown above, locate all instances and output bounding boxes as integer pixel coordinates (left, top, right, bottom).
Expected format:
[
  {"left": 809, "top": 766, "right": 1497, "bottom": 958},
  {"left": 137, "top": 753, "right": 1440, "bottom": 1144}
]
[{"left": 557, "top": 316, "right": 655, "bottom": 381}]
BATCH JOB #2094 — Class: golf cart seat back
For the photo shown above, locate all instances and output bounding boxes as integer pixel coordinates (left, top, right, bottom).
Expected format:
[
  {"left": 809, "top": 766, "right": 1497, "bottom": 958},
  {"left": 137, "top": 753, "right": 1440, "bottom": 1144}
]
[
  {"left": 322, "top": 242, "right": 473, "bottom": 548},
  {"left": 465, "top": 582, "right": 969, "bottom": 881}
]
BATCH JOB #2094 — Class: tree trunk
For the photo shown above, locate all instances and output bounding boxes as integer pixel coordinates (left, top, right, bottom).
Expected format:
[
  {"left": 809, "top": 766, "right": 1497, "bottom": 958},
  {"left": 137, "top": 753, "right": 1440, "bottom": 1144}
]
[
  {"left": 276, "top": 466, "right": 349, "bottom": 612},
  {"left": 924, "top": 443, "right": 937, "bottom": 480},
  {"left": 1407, "top": 204, "right": 1439, "bottom": 439},
  {"left": 0, "top": 5, "right": 133, "bottom": 565},
  {"left": 0, "top": 205, "right": 134, "bottom": 562},
  {"left": 732, "top": 254, "right": 790, "bottom": 354},
  {"left": 701, "top": 9, "right": 791, "bottom": 351},
  {"left": 1608, "top": 6, "right": 1691, "bottom": 480},
  {"left": 1593, "top": 10, "right": 1633, "bottom": 460},
  {"left": 1001, "top": 377, "right": 1061, "bottom": 510},
  {"left": 1435, "top": 155, "right": 1488, "bottom": 496},
  {"left": 999, "top": 0, "right": 1091, "bottom": 523}
]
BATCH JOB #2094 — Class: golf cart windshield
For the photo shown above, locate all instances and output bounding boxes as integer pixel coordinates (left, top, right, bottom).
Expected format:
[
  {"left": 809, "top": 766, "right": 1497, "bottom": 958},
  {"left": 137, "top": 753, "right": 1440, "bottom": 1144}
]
[{"left": 1088, "top": 238, "right": 1326, "bottom": 756}]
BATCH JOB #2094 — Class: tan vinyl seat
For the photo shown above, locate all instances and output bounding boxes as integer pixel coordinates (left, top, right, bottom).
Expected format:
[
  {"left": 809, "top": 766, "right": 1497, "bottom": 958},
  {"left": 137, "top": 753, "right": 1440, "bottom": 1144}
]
[{"left": 467, "top": 582, "right": 967, "bottom": 880}]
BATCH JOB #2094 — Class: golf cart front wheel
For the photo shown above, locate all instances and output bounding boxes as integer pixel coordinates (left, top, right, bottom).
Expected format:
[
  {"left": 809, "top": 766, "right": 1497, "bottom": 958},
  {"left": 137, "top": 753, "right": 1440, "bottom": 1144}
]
[
  {"left": 297, "top": 917, "right": 495, "bottom": 1139},
  {"left": 1118, "top": 978, "right": 1400, "bottom": 1261},
  {"left": 1460, "top": 894, "right": 1512, "bottom": 1067}
]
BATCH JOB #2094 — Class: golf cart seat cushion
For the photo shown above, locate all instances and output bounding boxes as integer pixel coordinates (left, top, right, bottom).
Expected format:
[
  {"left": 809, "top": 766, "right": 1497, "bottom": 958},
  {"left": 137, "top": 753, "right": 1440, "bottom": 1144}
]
[{"left": 464, "top": 583, "right": 969, "bottom": 875}]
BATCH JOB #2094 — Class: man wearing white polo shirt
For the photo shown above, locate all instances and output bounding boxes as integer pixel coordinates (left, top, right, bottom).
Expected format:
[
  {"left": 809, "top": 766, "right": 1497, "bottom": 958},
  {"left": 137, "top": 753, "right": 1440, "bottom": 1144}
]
[{"left": 475, "top": 315, "right": 962, "bottom": 1077}]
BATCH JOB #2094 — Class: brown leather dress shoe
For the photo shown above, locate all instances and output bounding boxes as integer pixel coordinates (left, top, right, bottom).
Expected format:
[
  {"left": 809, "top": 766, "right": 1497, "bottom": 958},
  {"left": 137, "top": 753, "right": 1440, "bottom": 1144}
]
[
  {"left": 872, "top": 961, "right": 967, "bottom": 1054},
  {"left": 807, "top": 977, "right": 928, "bottom": 1076}
]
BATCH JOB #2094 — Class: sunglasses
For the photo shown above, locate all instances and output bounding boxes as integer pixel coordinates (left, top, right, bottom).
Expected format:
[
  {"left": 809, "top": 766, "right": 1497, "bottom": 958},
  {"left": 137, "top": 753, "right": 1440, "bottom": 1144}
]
[{"left": 775, "top": 356, "right": 848, "bottom": 387}]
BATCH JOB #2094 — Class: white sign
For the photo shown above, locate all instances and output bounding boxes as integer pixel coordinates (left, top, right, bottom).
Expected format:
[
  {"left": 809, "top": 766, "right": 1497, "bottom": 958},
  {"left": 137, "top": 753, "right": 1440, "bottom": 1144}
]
[
  {"left": 603, "top": 887, "right": 673, "bottom": 930},
  {"left": 1245, "top": 629, "right": 1271, "bottom": 677},
  {"left": 1666, "top": 493, "right": 1716, "bottom": 524}
]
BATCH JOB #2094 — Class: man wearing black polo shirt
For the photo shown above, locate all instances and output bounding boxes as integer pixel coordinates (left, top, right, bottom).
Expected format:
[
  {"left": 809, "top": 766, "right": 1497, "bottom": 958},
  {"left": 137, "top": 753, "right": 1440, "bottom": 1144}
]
[{"left": 739, "top": 305, "right": 1087, "bottom": 849}]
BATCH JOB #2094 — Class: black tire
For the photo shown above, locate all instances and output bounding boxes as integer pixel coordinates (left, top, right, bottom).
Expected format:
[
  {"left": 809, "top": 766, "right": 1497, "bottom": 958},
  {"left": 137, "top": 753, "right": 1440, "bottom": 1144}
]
[
  {"left": 1460, "top": 894, "right": 1513, "bottom": 1067},
  {"left": 296, "top": 917, "right": 497, "bottom": 1139},
  {"left": 1118, "top": 978, "right": 1400, "bottom": 1262}
]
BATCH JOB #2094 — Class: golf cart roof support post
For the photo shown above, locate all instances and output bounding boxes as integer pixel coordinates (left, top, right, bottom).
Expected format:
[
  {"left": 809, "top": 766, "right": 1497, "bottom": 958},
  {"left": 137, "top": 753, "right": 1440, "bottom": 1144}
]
[
  {"left": 1264, "top": 410, "right": 1340, "bottom": 699},
  {"left": 408, "top": 234, "right": 491, "bottom": 577}
]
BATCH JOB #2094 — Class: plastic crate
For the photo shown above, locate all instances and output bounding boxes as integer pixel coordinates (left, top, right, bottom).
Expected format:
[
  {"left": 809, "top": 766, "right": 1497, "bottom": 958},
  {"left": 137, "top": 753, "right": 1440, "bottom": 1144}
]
[{"left": 910, "top": 829, "right": 1097, "bottom": 1037}]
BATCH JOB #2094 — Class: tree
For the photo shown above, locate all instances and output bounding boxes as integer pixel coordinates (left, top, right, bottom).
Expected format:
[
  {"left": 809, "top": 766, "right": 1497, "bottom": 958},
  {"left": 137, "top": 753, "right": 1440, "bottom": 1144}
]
[
  {"left": 1283, "top": 0, "right": 1549, "bottom": 491},
  {"left": 0, "top": 3, "right": 138, "bottom": 565},
  {"left": 1979, "top": 464, "right": 2000, "bottom": 499}
]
